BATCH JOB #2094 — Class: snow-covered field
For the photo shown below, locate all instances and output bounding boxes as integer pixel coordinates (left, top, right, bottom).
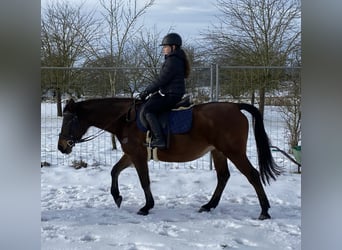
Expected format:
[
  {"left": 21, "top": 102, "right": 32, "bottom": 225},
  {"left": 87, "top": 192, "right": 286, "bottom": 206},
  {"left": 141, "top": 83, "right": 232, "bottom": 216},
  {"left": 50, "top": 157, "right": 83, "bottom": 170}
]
[{"left": 41, "top": 102, "right": 301, "bottom": 250}]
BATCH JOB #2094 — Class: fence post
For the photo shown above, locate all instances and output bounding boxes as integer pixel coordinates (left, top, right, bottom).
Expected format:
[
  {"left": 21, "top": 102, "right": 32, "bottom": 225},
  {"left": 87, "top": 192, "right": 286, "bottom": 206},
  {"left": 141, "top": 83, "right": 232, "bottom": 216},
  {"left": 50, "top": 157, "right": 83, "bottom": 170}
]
[
  {"left": 215, "top": 63, "right": 219, "bottom": 101},
  {"left": 210, "top": 64, "right": 214, "bottom": 101},
  {"left": 209, "top": 65, "right": 214, "bottom": 170},
  {"left": 209, "top": 64, "right": 219, "bottom": 170}
]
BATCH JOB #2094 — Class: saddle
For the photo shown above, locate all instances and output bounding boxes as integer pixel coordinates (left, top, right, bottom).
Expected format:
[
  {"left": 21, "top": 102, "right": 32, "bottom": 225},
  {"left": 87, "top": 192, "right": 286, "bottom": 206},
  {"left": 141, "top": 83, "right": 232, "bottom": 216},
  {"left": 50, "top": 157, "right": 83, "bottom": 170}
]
[{"left": 137, "top": 95, "right": 194, "bottom": 148}]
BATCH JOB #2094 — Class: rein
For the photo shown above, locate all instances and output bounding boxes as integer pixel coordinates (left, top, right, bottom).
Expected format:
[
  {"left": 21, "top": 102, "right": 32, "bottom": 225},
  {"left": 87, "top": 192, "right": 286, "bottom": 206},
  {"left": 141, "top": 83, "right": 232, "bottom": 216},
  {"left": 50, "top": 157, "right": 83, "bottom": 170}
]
[
  {"left": 60, "top": 111, "right": 111, "bottom": 147},
  {"left": 76, "top": 129, "right": 107, "bottom": 144},
  {"left": 59, "top": 127, "right": 108, "bottom": 147},
  {"left": 82, "top": 98, "right": 139, "bottom": 141},
  {"left": 126, "top": 98, "right": 140, "bottom": 122},
  {"left": 82, "top": 98, "right": 140, "bottom": 142}
]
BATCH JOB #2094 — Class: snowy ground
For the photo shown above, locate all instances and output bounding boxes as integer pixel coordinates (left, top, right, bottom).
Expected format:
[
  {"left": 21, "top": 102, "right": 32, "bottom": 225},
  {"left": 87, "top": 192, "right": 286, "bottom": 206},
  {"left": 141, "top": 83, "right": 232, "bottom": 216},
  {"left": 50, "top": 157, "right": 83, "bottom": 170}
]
[{"left": 41, "top": 102, "right": 301, "bottom": 249}]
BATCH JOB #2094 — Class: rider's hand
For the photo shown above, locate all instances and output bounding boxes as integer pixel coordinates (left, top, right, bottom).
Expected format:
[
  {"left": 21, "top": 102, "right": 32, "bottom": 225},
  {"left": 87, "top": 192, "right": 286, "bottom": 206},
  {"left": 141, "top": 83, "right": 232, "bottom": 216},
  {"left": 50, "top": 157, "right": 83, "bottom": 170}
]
[{"left": 139, "top": 91, "right": 149, "bottom": 101}]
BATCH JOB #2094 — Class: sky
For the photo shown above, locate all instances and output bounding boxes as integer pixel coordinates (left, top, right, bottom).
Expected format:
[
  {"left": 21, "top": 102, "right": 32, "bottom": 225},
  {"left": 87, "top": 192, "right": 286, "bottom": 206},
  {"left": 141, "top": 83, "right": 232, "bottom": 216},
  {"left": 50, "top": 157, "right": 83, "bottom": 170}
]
[
  {"left": 41, "top": 0, "right": 220, "bottom": 42},
  {"left": 139, "top": 0, "right": 219, "bottom": 40}
]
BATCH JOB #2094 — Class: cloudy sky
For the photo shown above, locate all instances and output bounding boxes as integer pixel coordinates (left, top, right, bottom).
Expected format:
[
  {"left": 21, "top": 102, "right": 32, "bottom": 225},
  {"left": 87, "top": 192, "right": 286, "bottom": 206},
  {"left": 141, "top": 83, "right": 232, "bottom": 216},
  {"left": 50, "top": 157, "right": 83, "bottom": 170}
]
[
  {"left": 41, "top": 0, "right": 220, "bottom": 41},
  {"left": 140, "top": 0, "right": 219, "bottom": 40}
]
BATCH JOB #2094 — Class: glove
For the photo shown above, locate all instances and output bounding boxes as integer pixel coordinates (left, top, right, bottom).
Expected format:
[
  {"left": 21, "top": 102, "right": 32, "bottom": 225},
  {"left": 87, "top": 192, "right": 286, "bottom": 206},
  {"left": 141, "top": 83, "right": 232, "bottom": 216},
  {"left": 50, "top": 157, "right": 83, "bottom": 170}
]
[
  {"left": 139, "top": 84, "right": 157, "bottom": 100},
  {"left": 139, "top": 90, "right": 149, "bottom": 101}
]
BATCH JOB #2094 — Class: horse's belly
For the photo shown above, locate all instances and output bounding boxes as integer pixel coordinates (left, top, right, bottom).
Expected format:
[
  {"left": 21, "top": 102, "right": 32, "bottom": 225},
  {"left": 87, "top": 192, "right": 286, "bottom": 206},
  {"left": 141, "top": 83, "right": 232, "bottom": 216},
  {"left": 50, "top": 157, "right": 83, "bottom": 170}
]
[{"left": 157, "top": 145, "right": 215, "bottom": 163}]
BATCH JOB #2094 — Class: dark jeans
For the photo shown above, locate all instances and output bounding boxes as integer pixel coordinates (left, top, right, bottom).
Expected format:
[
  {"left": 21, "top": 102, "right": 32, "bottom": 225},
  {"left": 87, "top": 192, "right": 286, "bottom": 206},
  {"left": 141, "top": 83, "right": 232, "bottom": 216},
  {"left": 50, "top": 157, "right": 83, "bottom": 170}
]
[{"left": 142, "top": 92, "right": 182, "bottom": 116}]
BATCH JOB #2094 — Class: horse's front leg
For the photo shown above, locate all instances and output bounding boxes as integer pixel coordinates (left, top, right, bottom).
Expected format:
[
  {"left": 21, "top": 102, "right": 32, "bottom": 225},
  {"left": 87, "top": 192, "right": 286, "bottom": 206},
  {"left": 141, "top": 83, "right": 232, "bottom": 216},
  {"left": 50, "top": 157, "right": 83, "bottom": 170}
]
[
  {"left": 133, "top": 159, "right": 154, "bottom": 215},
  {"left": 111, "top": 154, "right": 132, "bottom": 208}
]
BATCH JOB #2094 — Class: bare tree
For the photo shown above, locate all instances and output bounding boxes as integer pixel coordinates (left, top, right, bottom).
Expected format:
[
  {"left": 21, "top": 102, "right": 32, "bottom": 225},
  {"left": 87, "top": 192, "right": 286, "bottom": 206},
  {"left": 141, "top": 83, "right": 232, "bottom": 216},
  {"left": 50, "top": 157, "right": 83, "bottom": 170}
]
[
  {"left": 99, "top": 0, "right": 154, "bottom": 95},
  {"left": 280, "top": 79, "right": 301, "bottom": 150},
  {"left": 206, "top": 0, "right": 301, "bottom": 116},
  {"left": 279, "top": 51, "right": 301, "bottom": 151},
  {"left": 136, "top": 27, "right": 164, "bottom": 83},
  {"left": 41, "top": 0, "right": 100, "bottom": 116},
  {"left": 114, "top": 28, "right": 164, "bottom": 97}
]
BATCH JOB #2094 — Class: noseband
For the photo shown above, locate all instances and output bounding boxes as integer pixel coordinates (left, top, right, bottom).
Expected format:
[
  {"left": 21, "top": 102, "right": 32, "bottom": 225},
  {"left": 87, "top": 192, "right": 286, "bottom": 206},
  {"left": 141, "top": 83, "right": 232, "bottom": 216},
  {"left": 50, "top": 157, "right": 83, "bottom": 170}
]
[
  {"left": 59, "top": 133, "right": 77, "bottom": 148},
  {"left": 59, "top": 111, "right": 109, "bottom": 147},
  {"left": 59, "top": 111, "right": 82, "bottom": 147},
  {"left": 60, "top": 98, "right": 140, "bottom": 148}
]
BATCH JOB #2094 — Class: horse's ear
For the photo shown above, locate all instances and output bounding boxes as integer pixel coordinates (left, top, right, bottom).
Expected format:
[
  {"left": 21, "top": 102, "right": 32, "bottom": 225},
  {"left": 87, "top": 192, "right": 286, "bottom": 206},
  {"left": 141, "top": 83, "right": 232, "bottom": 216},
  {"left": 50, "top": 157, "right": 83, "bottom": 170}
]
[
  {"left": 67, "top": 98, "right": 75, "bottom": 105},
  {"left": 65, "top": 99, "right": 75, "bottom": 112}
]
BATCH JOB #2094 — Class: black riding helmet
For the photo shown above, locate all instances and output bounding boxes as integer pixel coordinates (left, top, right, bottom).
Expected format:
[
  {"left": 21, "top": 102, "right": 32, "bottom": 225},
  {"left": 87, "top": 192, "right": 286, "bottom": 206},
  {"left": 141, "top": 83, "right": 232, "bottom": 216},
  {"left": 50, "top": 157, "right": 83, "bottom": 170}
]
[{"left": 160, "top": 33, "right": 182, "bottom": 47}]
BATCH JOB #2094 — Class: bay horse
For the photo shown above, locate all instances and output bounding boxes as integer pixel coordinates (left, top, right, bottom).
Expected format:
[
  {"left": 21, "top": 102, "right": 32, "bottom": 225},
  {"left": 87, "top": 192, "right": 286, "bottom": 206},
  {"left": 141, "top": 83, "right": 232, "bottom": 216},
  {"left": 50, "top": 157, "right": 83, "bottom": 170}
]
[{"left": 57, "top": 97, "right": 281, "bottom": 220}]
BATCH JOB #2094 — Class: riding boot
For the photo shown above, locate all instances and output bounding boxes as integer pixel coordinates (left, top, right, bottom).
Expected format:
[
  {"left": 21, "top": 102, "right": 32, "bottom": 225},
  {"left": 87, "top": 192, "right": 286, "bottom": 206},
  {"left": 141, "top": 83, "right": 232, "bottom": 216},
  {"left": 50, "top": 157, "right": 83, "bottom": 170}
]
[{"left": 145, "top": 113, "right": 166, "bottom": 149}]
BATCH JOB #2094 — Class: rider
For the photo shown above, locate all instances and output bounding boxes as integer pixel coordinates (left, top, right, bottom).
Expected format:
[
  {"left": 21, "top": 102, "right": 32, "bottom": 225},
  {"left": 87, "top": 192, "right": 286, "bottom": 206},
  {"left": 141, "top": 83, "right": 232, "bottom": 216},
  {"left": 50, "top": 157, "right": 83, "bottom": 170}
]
[{"left": 139, "top": 33, "right": 191, "bottom": 149}]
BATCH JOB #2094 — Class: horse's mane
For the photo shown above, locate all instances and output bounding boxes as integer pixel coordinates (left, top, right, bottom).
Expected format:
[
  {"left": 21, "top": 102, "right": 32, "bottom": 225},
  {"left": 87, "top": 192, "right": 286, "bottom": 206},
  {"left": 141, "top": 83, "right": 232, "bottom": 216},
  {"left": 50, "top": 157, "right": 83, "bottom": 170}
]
[
  {"left": 80, "top": 97, "right": 134, "bottom": 104},
  {"left": 63, "top": 97, "right": 137, "bottom": 114}
]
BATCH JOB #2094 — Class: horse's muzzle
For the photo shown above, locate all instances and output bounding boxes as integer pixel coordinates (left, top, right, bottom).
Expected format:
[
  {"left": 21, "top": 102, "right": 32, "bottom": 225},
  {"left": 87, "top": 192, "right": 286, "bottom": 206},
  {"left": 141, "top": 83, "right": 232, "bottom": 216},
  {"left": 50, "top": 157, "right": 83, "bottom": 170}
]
[{"left": 58, "top": 139, "right": 73, "bottom": 154}]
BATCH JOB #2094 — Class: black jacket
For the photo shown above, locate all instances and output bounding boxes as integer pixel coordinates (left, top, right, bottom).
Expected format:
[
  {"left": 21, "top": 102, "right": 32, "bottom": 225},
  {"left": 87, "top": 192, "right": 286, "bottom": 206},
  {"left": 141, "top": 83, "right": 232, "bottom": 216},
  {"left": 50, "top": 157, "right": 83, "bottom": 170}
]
[{"left": 144, "top": 49, "right": 186, "bottom": 97}]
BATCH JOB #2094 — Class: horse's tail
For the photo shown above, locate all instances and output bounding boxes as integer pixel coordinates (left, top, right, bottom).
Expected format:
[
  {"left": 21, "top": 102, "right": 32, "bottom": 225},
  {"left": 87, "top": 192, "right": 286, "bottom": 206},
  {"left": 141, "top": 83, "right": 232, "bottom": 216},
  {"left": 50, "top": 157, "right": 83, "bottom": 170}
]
[{"left": 238, "top": 103, "right": 282, "bottom": 185}]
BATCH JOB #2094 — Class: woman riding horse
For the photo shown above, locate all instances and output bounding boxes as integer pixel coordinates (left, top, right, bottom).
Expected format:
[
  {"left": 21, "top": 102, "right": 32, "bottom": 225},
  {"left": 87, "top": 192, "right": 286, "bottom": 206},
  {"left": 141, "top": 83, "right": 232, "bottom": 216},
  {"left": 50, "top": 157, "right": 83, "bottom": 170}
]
[{"left": 139, "top": 33, "right": 191, "bottom": 149}]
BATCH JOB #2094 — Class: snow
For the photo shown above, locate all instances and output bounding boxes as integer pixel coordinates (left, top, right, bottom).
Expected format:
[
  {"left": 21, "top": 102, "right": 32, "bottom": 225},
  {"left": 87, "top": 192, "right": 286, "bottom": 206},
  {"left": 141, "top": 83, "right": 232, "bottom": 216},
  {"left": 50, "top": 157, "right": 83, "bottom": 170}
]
[{"left": 41, "top": 102, "right": 301, "bottom": 249}]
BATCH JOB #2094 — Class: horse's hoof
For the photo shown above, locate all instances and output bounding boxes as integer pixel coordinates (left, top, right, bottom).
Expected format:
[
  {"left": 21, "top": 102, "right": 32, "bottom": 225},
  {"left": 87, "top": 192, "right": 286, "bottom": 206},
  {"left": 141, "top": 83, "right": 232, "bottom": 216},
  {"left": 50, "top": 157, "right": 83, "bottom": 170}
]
[
  {"left": 198, "top": 206, "right": 211, "bottom": 213},
  {"left": 115, "top": 196, "right": 122, "bottom": 208},
  {"left": 258, "top": 213, "right": 271, "bottom": 220},
  {"left": 137, "top": 209, "right": 149, "bottom": 216}
]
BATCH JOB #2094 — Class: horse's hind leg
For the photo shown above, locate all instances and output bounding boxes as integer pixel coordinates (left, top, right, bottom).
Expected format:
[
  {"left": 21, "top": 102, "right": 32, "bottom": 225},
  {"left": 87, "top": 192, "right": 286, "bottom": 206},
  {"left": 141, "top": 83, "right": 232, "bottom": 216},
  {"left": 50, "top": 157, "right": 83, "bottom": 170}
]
[
  {"left": 111, "top": 154, "right": 132, "bottom": 208},
  {"left": 230, "top": 153, "right": 271, "bottom": 220},
  {"left": 199, "top": 150, "right": 230, "bottom": 212}
]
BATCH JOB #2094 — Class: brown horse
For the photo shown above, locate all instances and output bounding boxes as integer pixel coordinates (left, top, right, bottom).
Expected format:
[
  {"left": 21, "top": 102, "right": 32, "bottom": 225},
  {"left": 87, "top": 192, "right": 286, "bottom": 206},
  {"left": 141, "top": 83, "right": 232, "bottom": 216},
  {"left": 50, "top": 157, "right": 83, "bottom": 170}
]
[{"left": 58, "top": 97, "right": 281, "bottom": 220}]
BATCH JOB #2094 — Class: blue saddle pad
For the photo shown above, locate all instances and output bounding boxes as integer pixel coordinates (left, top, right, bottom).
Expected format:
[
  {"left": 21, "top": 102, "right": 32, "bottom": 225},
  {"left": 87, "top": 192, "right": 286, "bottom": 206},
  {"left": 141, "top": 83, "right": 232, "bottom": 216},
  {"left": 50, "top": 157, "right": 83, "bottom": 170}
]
[{"left": 137, "top": 107, "right": 193, "bottom": 134}]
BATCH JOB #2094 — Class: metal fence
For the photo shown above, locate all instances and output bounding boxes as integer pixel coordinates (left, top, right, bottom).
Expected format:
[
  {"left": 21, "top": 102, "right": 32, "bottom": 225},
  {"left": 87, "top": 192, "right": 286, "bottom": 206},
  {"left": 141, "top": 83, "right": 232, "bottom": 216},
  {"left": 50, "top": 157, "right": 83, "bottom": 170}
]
[{"left": 41, "top": 66, "right": 301, "bottom": 172}]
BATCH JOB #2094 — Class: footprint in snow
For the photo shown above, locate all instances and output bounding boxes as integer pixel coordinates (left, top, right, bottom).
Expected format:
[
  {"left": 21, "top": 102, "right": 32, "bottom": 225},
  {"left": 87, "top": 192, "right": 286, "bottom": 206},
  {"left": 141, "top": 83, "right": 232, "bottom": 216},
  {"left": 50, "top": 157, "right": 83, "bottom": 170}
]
[
  {"left": 80, "top": 234, "right": 99, "bottom": 242},
  {"left": 233, "top": 237, "right": 258, "bottom": 247}
]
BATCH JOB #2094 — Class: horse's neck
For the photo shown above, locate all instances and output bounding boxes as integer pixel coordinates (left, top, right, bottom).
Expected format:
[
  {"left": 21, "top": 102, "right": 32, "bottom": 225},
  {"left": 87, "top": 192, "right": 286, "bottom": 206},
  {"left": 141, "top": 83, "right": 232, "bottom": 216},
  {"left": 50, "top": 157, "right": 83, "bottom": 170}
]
[{"left": 81, "top": 99, "right": 130, "bottom": 132}]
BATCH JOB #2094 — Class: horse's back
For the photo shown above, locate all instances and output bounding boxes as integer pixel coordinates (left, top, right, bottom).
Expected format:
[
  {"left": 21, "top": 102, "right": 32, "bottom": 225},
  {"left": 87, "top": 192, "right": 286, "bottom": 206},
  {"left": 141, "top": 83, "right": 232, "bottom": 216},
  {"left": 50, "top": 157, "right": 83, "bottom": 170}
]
[
  {"left": 191, "top": 102, "right": 249, "bottom": 147},
  {"left": 192, "top": 102, "right": 247, "bottom": 128}
]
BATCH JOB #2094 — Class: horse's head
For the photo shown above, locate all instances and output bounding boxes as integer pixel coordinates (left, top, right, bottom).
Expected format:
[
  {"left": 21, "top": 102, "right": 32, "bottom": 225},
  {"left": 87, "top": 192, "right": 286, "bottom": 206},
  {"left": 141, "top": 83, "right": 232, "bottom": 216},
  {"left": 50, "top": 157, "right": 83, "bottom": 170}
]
[{"left": 58, "top": 99, "right": 88, "bottom": 154}]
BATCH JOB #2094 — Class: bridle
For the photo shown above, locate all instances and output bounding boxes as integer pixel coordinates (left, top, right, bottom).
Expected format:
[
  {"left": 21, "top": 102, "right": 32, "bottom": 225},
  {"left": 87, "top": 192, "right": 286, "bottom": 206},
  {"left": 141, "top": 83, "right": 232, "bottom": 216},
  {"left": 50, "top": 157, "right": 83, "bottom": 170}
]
[{"left": 59, "top": 111, "right": 107, "bottom": 147}]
